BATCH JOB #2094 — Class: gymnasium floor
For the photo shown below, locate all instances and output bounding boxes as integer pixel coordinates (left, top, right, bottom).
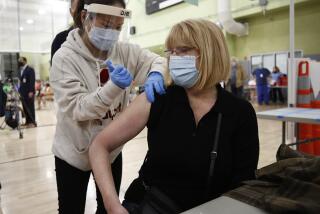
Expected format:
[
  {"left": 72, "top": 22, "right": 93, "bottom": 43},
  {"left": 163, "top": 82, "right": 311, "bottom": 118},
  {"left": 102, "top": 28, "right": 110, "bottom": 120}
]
[{"left": 0, "top": 101, "right": 285, "bottom": 214}]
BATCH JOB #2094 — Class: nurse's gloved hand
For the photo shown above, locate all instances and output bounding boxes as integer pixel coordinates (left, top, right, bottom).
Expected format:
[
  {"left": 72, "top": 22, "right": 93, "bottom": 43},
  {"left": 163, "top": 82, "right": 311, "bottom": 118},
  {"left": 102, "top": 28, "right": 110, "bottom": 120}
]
[
  {"left": 144, "top": 71, "right": 166, "bottom": 103},
  {"left": 106, "top": 60, "right": 133, "bottom": 89}
]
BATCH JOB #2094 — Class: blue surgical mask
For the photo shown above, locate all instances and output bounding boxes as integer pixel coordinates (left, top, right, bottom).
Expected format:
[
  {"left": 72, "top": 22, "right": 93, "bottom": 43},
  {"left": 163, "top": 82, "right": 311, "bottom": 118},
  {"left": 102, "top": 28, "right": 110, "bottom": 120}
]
[
  {"left": 169, "top": 55, "right": 199, "bottom": 88},
  {"left": 88, "top": 26, "right": 120, "bottom": 51}
]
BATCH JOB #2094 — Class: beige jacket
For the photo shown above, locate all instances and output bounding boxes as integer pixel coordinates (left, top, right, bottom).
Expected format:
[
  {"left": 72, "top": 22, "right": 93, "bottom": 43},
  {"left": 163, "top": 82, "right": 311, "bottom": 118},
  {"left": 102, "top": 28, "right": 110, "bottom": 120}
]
[
  {"left": 236, "top": 64, "right": 248, "bottom": 88},
  {"left": 50, "top": 29, "right": 166, "bottom": 171}
]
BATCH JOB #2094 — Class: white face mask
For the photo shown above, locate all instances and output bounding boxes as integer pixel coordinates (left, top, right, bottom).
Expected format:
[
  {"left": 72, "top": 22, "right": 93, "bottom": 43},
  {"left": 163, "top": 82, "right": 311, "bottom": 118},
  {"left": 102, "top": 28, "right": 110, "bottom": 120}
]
[
  {"left": 169, "top": 55, "right": 199, "bottom": 88},
  {"left": 88, "top": 26, "right": 120, "bottom": 51}
]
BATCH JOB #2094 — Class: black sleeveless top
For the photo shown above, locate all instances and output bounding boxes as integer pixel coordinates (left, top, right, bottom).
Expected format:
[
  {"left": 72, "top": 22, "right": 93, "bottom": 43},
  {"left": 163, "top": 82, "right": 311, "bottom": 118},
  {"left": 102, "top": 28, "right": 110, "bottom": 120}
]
[{"left": 124, "top": 85, "right": 259, "bottom": 211}]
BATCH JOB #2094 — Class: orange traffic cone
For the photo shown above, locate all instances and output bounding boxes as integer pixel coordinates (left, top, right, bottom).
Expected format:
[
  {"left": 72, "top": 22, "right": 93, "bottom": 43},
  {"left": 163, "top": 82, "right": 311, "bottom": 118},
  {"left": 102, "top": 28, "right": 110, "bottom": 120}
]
[
  {"left": 297, "top": 61, "right": 314, "bottom": 154},
  {"left": 312, "top": 92, "right": 320, "bottom": 156}
]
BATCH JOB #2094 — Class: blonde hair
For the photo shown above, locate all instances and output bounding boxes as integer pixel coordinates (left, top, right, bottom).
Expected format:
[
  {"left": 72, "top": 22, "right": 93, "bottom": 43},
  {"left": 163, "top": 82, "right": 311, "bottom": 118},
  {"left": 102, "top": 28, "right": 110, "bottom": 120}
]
[
  {"left": 165, "top": 19, "right": 230, "bottom": 90},
  {"left": 237, "top": 63, "right": 245, "bottom": 73}
]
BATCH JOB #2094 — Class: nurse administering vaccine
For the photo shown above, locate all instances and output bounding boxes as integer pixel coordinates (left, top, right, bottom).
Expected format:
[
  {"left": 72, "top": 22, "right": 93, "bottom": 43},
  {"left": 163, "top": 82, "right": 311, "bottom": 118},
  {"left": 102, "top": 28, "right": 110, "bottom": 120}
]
[{"left": 50, "top": 0, "right": 166, "bottom": 213}]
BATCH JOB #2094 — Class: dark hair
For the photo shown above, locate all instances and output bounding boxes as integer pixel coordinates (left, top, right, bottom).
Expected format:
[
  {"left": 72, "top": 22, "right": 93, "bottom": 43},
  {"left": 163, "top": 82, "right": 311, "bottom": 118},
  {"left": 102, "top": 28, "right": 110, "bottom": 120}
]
[
  {"left": 19, "top": 57, "right": 27, "bottom": 63},
  {"left": 74, "top": 0, "right": 85, "bottom": 29},
  {"left": 273, "top": 66, "right": 280, "bottom": 72},
  {"left": 74, "top": 0, "right": 126, "bottom": 29},
  {"left": 85, "top": 0, "right": 125, "bottom": 8}
]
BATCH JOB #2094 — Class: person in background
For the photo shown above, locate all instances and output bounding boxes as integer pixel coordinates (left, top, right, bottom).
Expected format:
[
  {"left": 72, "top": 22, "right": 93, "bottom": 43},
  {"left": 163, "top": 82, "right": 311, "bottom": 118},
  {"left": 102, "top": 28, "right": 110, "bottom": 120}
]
[
  {"left": 89, "top": 19, "right": 259, "bottom": 213},
  {"left": 230, "top": 58, "right": 247, "bottom": 98},
  {"left": 43, "top": 82, "right": 54, "bottom": 102},
  {"left": 38, "top": 82, "right": 54, "bottom": 108},
  {"left": 50, "top": 0, "right": 166, "bottom": 213},
  {"left": 0, "top": 80, "right": 7, "bottom": 117},
  {"left": 51, "top": 0, "right": 79, "bottom": 64},
  {"left": 35, "top": 79, "right": 43, "bottom": 110},
  {"left": 252, "top": 65, "right": 271, "bottom": 105},
  {"left": 18, "top": 57, "right": 37, "bottom": 128},
  {"left": 270, "top": 66, "right": 284, "bottom": 104}
]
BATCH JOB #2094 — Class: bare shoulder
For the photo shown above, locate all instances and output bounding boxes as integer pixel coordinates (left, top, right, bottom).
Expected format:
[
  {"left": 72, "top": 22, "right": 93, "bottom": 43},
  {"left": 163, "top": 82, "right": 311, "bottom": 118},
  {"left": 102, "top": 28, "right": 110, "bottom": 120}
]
[
  {"left": 121, "top": 92, "right": 151, "bottom": 122},
  {"left": 129, "top": 92, "right": 150, "bottom": 108}
]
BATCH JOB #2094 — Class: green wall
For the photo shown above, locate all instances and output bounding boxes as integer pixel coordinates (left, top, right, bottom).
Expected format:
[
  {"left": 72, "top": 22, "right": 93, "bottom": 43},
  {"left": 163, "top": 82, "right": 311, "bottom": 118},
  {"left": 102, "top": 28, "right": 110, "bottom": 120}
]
[
  {"left": 232, "top": 1, "right": 320, "bottom": 58},
  {"left": 127, "top": 0, "right": 312, "bottom": 48}
]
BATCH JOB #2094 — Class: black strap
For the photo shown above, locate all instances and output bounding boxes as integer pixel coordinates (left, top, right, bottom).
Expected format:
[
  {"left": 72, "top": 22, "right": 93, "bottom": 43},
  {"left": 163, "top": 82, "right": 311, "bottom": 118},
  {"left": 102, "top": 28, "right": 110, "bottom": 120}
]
[
  {"left": 205, "top": 113, "right": 222, "bottom": 198},
  {"left": 287, "top": 137, "right": 320, "bottom": 147},
  {"left": 141, "top": 113, "right": 223, "bottom": 200}
]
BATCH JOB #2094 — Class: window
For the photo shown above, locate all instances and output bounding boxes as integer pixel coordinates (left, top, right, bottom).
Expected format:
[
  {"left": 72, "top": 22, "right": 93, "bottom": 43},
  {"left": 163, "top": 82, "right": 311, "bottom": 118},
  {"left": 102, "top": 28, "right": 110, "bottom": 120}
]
[
  {"left": 251, "top": 55, "right": 262, "bottom": 73},
  {"left": 263, "top": 54, "right": 275, "bottom": 72},
  {"left": 276, "top": 53, "right": 288, "bottom": 74},
  {"left": 251, "top": 50, "right": 303, "bottom": 74},
  {"left": 0, "top": 0, "right": 69, "bottom": 53},
  {"left": 0, "top": 0, "right": 19, "bottom": 51}
]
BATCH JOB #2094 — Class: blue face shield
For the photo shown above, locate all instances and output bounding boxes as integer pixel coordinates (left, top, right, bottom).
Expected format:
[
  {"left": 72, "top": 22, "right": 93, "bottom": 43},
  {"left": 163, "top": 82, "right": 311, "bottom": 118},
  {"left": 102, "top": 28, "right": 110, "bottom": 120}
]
[
  {"left": 169, "top": 55, "right": 199, "bottom": 88},
  {"left": 88, "top": 26, "right": 120, "bottom": 51}
]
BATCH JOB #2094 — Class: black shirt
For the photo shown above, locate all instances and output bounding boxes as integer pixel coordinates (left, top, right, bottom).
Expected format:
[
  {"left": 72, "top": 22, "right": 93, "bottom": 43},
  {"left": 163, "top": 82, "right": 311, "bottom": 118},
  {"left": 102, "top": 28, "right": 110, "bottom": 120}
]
[
  {"left": 0, "top": 82, "right": 7, "bottom": 117},
  {"left": 125, "top": 85, "right": 259, "bottom": 211},
  {"left": 19, "top": 66, "right": 35, "bottom": 97},
  {"left": 50, "top": 27, "right": 73, "bottom": 65}
]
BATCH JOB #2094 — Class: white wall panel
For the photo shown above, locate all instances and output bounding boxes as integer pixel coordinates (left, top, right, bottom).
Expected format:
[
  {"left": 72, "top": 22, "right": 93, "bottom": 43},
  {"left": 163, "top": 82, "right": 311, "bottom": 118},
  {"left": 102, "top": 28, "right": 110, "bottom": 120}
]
[{"left": 0, "top": 0, "right": 69, "bottom": 53}]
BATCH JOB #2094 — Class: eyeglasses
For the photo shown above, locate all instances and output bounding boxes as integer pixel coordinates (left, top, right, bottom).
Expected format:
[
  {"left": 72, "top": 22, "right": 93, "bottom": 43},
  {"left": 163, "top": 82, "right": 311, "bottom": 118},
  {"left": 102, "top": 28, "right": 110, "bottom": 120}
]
[
  {"left": 94, "top": 14, "right": 124, "bottom": 31},
  {"left": 100, "top": 68, "right": 109, "bottom": 86},
  {"left": 164, "top": 47, "right": 194, "bottom": 56}
]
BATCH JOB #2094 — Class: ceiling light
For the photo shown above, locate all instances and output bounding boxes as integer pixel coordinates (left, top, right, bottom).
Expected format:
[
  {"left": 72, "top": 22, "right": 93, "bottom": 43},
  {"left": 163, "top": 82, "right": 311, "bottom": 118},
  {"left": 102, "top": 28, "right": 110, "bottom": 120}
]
[
  {"left": 38, "top": 9, "right": 46, "bottom": 15},
  {"left": 19, "top": 27, "right": 24, "bottom": 31},
  {"left": 26, "top": 19, "right": 34, "bottom": 24}
]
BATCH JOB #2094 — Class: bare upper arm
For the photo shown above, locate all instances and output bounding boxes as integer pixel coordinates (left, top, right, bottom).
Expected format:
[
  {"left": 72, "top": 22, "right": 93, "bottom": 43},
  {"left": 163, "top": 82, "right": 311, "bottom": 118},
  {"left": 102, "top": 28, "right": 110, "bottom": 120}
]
[{"left": 92, "top": 92, "right": 151, "bottom": 151}]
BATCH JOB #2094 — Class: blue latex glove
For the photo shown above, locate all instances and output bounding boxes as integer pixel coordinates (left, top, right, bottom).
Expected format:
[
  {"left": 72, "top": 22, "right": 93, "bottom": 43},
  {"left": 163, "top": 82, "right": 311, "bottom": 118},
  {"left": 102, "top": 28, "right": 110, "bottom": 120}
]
[
  {"left": 106, "top": 60, "right": 133, "bottom": 89},
  {"left": 144, "top": 71, "right": 166, "bottom": 103}
]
